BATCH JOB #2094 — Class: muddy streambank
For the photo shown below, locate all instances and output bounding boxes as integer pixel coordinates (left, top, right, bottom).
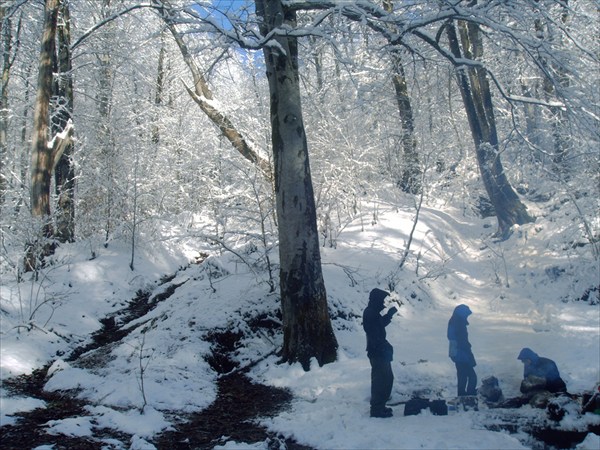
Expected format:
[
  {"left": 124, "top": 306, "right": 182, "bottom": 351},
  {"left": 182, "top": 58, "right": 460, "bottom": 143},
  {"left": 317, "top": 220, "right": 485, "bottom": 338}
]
[{"left": 1, "top": 270, "right": 312, "bottom": 449}]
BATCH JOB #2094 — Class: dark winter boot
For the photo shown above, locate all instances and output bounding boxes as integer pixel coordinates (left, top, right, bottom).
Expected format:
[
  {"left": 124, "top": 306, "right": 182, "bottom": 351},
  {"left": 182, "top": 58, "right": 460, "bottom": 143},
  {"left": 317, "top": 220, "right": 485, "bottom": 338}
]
[{"left": 371, "top": 406, "right": 393, "bottom": 418}]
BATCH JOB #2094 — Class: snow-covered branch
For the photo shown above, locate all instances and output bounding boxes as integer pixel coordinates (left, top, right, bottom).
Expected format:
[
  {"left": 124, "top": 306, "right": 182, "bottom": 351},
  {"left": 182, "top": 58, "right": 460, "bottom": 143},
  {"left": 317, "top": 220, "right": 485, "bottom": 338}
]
[
  {"left": 71, "top": 3, "right": 165, "bottom": 50},
  {"left": 48, "top": 119, "right": 74, "bottom": 171}
]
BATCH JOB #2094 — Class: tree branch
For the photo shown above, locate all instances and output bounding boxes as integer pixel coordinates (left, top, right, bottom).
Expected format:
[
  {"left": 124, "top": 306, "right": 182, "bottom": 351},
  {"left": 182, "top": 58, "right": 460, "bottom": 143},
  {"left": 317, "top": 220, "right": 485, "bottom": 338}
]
[{"left": 71, "top": 3, "right": 164, "bottom": 50}]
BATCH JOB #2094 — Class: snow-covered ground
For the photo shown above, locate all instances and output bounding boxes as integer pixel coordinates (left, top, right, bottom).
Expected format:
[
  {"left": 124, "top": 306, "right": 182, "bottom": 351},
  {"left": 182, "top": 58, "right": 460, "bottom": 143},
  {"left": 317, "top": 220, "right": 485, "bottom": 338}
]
[{"left": 1, "top": 201, "right": 599, "bottom": 449}]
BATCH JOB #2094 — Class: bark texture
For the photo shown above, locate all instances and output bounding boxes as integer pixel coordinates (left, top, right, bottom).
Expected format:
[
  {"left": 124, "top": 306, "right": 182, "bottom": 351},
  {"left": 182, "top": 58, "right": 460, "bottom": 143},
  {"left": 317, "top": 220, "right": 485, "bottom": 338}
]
[
  {"left": 30, "top": 0, "right": 59, "bottom": 222},
  {"left": 54, "top": 0, "right": 75, "bottom": 243},
  {"left": 26, "top": 0, "right": 61, "bottom": 271},
  {"left": 383, "top": 0, "right": 420, "bottom": 194},
  {"left": 257, "top": 0, "right": 337, "bottom": 370}
]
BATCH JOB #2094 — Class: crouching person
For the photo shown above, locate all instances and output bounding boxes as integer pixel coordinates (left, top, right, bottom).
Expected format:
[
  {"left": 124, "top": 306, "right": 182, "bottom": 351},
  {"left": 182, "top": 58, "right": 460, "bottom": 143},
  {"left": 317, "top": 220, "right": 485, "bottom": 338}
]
[
  {"left": 518, "top": 347, "right": 567, "bottom": 407},
  {"left": 363, "top": 288, "right": 398, "bottom": 418}
]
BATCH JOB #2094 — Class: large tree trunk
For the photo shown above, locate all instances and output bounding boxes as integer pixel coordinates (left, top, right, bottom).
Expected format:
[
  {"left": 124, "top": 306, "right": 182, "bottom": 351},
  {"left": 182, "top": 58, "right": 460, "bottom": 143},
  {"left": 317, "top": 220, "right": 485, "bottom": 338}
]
[
  {"left": 54, "top": 0, "right": 75, "bottom": 243},
  {"left": 30, "top": 0, "right": 59, "bottom": 221},
  {"left": 257, "top": 0, "right": 337, "bottom": 370},
  {"left": 447, "top": 20, "right": 533, "bottom": 238},
  {"left": 26, "top": 0, "right": 61, "bottom": 271},
  {"left": 26, "top": 0, "right": 74, "bottom": 271}
]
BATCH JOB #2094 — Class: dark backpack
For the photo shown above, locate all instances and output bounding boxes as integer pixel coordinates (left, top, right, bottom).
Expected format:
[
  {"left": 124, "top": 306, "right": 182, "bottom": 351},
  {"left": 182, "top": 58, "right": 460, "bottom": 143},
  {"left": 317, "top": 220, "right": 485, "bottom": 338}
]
[{"left": 404, "top": 398, "right": 448, "bottom": 416}]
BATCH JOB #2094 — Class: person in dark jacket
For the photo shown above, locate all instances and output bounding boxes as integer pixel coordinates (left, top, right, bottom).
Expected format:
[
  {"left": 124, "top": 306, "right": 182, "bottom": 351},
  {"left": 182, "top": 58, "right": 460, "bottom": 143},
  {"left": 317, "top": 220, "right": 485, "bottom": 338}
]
[
  {"left": 447, "top": 304, "right": 477, "bottom": 397},
  {"left": 363, "top": 288, "right": 398, "bottom": 418},
  {"left": 517, "top": 347, "right": 567, "bottom": 394}
]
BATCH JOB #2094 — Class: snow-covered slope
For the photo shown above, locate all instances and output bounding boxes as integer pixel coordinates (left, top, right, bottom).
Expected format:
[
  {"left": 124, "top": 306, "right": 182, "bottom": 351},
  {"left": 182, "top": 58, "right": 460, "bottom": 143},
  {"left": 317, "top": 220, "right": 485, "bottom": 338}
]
[{"left": 1, "top": 201, "right": 599, "bottom": 449}]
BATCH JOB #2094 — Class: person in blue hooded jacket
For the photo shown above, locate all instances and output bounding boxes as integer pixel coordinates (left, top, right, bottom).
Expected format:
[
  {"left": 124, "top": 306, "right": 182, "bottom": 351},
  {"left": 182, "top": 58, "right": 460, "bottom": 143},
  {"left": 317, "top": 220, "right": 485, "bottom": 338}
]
[
  {"left": 447, "top": 304, "right": 477, "bottom": 397},
  {"left": 363, "top": 288, "right": 398, "bottom": 418},
  {"left": 517, "top": 347, "right": 567, "bottom": 394}
]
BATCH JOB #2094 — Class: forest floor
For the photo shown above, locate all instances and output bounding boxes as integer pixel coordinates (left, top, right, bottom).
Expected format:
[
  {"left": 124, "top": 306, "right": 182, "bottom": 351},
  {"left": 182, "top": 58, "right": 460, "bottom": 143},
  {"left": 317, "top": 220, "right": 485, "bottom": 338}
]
[
  {"left": 2, "top": 340, "right": 595, "bottom": 450},
  {"left": 0, "top": 363, "right": 312, "bottom": 449},
  {"left": 1, "top": 266, "right": 598, "bottom": 450},
  {"left": 0, "top": 273, "right": 313, "bottom": 450}
]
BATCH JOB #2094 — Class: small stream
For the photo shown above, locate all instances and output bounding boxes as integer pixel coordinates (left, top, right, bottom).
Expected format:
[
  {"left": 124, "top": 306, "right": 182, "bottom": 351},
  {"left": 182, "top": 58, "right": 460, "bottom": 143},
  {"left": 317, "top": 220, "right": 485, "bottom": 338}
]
[{"left": 1, "top": 269, "right": 312, "bottom": 449}]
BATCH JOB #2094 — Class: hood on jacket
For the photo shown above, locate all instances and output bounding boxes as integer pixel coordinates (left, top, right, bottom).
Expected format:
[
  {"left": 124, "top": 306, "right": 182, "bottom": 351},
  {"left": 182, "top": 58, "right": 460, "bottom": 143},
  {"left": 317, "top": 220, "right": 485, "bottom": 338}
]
[
  {"left": 453, "top": 304, "right": 472, "bottom": 319},
  {"left": 518, "top": 347, "right": 539, "bottom": 362},
  {"left": 368, "top": 288, "right": 390, "bottom": 311}
]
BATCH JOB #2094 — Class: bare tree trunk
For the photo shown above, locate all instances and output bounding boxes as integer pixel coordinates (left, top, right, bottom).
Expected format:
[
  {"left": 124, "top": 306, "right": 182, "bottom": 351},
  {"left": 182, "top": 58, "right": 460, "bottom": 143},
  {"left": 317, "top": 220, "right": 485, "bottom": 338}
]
[
  {"left": 536, "top": 0, "right": 572, "bottom": 169},
  {"left": 15, "top": 62, "right": 32, "bottom": 216},
  {"left": 391, "top": 58, "right": 420, "bottom": 194},
  {"left": 0, "top": 5, "right": 21, "bottom": 206},
  {"left": 26, "top": 0, "right": 61, "bottom": 271},
  {"left": 309, "top": 35, "right": 323, "bottom": 92},
  {"left": 25, "top": 0, "right": 75, "bottom": 271},
  {"left": 447, "top": 20, "right": 533, "bottom": 238},
  {"left": 30, "top": 0, "right": 59, "bottom": 219},
  {"left": 257, "top": 0, "right": 337, "bottom": 370},
  {"left": 151, "top": 30, "right": 166, "bottom": 145},
  {"left": 54, "top": 0, "right": 75, "bottom": 243},
  {"left": 383, "top": 0, "right": 420, "bottom": 194},
  {"left": 520, "top": 78, "right": 545, "bottom": 160},
  {"left": 95, "top": 0, "right": 116, "bottom": 247}
]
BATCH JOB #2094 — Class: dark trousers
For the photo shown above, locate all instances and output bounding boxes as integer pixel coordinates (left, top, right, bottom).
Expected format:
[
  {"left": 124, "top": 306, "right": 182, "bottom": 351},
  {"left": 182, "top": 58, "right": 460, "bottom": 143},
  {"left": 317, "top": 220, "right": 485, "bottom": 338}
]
[
  {"left": 455, "top": 362, "right": 477, "bottom": 396},
  {"left": 369, "top": 356, "right": 394, "bottom": 412}
]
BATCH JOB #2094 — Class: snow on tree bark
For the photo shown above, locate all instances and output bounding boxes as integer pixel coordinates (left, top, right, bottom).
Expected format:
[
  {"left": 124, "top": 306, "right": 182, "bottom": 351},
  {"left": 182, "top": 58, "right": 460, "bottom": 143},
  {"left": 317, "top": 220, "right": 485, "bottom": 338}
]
[
  {"left": 26, "top": 0, "right": 75, "bottom": 270},
  {"left": 54, "top": 0, "right": 75, "bottom": 243},
  {"left": 30, "top": 0, "right": 59, "bottom": 222},
  {"left": 257, "top": 0, "right": 337, "bottom": 370}
]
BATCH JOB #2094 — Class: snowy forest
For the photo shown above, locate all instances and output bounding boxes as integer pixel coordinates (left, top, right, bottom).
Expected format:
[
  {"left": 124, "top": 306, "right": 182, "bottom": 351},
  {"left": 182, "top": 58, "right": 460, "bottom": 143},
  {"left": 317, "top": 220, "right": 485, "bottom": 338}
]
[{"left": 1, "top": 0, "right": 599, "bottom": 449}]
